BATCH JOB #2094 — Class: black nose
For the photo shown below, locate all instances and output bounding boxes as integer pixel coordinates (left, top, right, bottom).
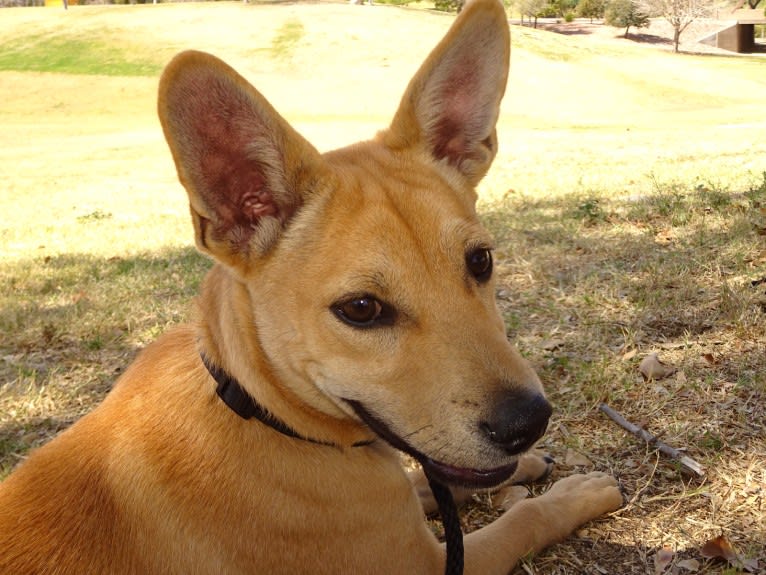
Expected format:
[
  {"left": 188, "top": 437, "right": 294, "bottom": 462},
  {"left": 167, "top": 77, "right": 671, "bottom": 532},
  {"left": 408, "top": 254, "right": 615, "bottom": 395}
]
[{"left": 480, "top": 391, "right": 552, "bottom": 455}]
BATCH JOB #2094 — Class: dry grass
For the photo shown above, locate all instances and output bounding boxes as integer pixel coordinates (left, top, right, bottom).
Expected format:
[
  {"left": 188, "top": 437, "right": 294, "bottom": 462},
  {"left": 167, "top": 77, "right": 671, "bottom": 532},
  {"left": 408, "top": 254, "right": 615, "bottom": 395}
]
[
  {"left": 476, "top": 177, "right": 766, "bottom": 574},
  {"left": 1, "top": 3, "right": 765, "bottom": 573}
]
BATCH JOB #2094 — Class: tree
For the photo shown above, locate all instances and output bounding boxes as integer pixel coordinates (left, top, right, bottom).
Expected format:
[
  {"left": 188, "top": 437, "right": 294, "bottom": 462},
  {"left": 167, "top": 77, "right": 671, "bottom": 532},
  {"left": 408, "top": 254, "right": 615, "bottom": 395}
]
[
  {"left": 638, "top": 0, "right": 716, "bottom": 52},
  {"left": 517, "top": 0, "right": 550, "bottom": 27},
  {"left": 578, "top": 0, "right": 607, "bottom": 21},
  {"left": 550, "top": 0, "right": 578, "bottom": 16},
  {"left": 605, "top": 0, "right": 650, "bottom": 37}
]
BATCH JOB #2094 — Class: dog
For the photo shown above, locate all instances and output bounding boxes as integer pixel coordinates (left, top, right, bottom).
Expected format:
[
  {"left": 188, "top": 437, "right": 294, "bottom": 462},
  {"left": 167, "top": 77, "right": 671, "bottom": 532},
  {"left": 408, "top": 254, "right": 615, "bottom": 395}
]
[{"left": 0, "top": 0, "right": 622, "bottom": 572}]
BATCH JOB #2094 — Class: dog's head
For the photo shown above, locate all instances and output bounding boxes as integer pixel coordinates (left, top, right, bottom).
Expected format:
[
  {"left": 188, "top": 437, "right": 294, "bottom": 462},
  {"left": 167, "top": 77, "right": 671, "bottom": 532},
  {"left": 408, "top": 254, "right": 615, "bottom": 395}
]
[{"left": 158, "top": 0, "right": 550, "bottom": 488}]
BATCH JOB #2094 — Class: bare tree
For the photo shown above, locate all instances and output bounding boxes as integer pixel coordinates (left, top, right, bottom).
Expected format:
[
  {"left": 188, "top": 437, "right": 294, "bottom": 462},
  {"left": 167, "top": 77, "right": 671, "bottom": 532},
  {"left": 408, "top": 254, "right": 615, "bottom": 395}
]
[{"left": 639, "top": 0, "right": 716, "bottom": 52}]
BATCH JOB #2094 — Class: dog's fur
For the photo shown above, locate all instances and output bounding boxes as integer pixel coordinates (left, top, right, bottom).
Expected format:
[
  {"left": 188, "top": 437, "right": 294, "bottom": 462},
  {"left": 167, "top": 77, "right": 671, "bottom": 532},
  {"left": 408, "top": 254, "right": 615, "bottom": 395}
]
[{"left": 0, "top": 1, "right": 622, "bottom": 572}]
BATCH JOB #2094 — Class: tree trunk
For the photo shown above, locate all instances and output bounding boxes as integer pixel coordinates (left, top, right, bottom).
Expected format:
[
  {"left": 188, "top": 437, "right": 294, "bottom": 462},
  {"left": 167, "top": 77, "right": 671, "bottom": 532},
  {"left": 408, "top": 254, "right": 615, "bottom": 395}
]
[
  {"left": 673, "top": 26, "right": 681, "bottom": 52},
  {"left": 624, "top": 25, "right": 631, "bottom": 38}
]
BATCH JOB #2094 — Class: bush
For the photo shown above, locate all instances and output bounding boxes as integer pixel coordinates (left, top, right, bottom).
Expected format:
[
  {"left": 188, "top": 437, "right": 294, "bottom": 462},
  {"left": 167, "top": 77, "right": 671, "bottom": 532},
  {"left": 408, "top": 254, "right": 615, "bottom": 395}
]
[{"left": 434, "top": 0, "right": 463, "bottom": 11}]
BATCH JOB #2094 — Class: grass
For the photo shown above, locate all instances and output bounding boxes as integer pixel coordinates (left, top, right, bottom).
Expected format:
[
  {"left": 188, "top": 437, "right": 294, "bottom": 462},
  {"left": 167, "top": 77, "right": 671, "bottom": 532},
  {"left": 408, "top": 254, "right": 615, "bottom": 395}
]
[
  {"left": 1, "top": 3, "right": 765, "bottom": 573},
  {"left": 0, "top": 33, "right": 160, "bottom": 75},
  {"left": 270, "top": 17, "right": 305, "bottom": 60},
  {"left": 468, "top": 172, "right": 766, "bottom": 573}
]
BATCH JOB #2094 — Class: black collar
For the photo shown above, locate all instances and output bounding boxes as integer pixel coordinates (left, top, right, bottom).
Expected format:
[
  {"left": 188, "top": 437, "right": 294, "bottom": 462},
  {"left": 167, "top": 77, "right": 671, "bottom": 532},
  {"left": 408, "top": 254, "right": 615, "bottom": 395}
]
[{"left": 200, "top": 354, "right": 373, "bottom": 448}]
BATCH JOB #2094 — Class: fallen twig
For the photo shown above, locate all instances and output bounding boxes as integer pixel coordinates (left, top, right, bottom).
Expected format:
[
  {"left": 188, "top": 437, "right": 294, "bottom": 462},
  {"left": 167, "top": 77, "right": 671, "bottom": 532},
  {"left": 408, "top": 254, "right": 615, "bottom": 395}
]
[{"left": 599, "top": 403, "right": 705, "bottom": 477}]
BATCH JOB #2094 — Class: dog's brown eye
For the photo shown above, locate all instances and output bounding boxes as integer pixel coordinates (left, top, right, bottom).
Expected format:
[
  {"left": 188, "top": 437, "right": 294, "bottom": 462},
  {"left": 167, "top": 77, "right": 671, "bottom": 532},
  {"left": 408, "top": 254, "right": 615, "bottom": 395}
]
[
  {"left": 333, "top": 296, "right": 392, "bottom": 328},
  {"left": 466, "top": 248, "right": 493, "bottom": 283}
]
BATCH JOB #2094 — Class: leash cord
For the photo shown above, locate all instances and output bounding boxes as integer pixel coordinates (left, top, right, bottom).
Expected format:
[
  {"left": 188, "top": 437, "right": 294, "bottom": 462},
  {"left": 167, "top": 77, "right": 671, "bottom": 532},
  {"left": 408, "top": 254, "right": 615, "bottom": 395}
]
[{"left": 424, "top": 470, "right": 464, "bottom": 575}]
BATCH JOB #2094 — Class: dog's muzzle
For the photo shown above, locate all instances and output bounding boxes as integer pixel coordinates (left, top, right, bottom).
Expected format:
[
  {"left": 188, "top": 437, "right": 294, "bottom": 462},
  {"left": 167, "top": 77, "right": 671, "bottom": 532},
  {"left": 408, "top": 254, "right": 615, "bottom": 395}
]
[{"left": 345, "top": 393, "right": 550, "bottom": 489}]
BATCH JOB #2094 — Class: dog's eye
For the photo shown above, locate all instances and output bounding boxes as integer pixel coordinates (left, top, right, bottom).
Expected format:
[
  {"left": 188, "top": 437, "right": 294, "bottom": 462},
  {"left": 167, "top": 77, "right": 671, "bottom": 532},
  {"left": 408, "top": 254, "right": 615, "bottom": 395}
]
[
  {"left": 333, "top": 296, "right": 393, "bottom": 328},
  {"left": 466, "top": 248, "right": 493, "bottom": 283}
]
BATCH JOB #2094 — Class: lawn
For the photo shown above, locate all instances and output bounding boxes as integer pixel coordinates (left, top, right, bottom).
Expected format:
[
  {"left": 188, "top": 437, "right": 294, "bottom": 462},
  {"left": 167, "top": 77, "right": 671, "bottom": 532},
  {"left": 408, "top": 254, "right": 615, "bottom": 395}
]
[{"left": 1, "top": 2, "right": 764, "bottom": 573}]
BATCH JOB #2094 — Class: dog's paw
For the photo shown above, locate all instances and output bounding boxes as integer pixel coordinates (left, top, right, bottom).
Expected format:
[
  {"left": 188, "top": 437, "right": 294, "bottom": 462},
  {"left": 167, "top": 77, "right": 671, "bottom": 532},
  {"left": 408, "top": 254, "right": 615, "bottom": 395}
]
[
  {"left": 546, "top": 471, "right": 623, "bottom": 519},
  {"left": 511, "top": 450, "right": 555, "bottom": 485}
]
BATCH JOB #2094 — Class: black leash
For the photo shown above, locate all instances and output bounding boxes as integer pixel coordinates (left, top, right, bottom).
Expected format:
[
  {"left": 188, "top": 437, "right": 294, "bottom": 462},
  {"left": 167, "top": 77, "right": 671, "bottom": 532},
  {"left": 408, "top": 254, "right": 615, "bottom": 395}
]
[
  {"left": 201, "top": 354, "right": 464, "bottom": 575},
  {"left": 424, "top": 469, "right": 465, "bottom": 575}
]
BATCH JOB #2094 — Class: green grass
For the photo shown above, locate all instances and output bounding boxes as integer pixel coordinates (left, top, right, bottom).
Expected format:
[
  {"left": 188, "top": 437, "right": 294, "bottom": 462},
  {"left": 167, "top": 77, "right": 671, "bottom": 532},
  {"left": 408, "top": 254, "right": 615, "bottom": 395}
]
[
  {"left": 270, "top": 17, "right": 305, "bottom": 60},
  {"left": 0, "top": 33, "right": 160, "bottom": 76}
]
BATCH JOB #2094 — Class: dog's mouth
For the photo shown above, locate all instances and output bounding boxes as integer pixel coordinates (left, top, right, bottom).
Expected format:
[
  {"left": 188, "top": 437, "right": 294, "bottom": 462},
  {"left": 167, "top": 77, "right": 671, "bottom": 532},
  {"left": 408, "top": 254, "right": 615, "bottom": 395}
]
[
  {"left": 345, "top": 400, "right": 517, "bottom": 489},
  {"left": 418, "top": 457, "right": 517, "bottom": 489}
]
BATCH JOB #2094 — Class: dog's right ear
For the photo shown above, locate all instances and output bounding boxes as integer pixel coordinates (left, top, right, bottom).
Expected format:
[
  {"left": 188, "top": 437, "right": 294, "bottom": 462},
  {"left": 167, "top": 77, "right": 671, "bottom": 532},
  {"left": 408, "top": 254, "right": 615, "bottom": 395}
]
[{"left": 158, "top": 51, "right": 325, "bottom": 271}]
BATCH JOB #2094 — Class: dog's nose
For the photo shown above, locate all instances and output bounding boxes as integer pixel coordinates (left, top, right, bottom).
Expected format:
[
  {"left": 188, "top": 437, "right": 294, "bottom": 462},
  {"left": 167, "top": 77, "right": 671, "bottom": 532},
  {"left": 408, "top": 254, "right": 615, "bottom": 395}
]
[{"left": 480, "top": 391, "right": 552, "bottom": 455}]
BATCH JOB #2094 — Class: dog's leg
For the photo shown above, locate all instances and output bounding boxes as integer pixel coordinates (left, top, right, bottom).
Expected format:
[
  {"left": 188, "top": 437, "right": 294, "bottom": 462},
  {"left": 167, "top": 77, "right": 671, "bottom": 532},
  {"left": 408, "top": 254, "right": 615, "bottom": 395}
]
[
  {"left": 461, "top": 472, "right": 623, "bottom": 575},
  {"left": 409, "top": 451, "right": 554, "bottom": 515}
]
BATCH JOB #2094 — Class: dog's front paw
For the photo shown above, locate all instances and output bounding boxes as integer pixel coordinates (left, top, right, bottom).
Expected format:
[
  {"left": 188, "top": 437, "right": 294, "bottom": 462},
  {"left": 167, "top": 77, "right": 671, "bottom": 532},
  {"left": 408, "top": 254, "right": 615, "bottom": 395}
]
[
  {"left": 511, "top": 450, "right": 555, "bottom": 485},
  {"left": 545, "top": 471, "right": 623, "bottom": 523}
]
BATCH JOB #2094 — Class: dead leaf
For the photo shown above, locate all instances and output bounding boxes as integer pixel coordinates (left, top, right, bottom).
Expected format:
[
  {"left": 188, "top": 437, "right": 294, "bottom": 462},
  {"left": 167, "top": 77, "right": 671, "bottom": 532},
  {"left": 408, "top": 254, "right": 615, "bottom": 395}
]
[
  {"left": 700, "top": 534, "right": 737, "bottom": 562},
  {"left": 701, "top": 353, "right": 717, "bottom": 366},
  {"left": 654, "top": 546, "right": 674, "bottom": 574},
  {"left": 700, "top": 535, "right": 759, "bottom": 572},
  {"left": 639, "top": 353, "right": 677, "bottom": 381},
  {"left": 677, "top": 558, "right": 700, "bottom": 572},
  {"left": 564, "top": 449, "right": 593, "bottom": 467},
  {"left": 675, "top": 370, "right": 687, "bottom": 384}
]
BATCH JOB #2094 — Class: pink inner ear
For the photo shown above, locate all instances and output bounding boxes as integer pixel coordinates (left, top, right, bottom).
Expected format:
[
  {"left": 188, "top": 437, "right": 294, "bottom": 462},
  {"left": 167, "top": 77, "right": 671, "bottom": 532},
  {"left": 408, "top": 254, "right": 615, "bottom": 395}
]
[
  {"left": 429, "top": 61, "right": 484, "bottom": 166},
  {"left": 186, "top": 85, "right": 279, "bottom": 235},
  {"left": 202, "top": 155, "right": 276, "bottom": 231}
]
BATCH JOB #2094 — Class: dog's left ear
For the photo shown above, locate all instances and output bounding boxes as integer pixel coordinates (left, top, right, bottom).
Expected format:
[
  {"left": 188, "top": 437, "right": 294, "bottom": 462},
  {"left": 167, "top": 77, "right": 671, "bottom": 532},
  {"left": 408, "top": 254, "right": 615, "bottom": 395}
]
[
  {"left": 158, "top": 51, "right": 325, "bottom": 272},
  {"left": 383, "top": 0, "right": 510, "bottom": 188}
]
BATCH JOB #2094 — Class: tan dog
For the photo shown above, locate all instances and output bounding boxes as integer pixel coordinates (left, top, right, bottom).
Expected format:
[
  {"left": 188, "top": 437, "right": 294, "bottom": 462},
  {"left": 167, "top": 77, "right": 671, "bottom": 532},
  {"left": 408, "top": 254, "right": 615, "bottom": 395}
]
[{"left": 0, "top": 1, "right": 622, "bottom": 572}]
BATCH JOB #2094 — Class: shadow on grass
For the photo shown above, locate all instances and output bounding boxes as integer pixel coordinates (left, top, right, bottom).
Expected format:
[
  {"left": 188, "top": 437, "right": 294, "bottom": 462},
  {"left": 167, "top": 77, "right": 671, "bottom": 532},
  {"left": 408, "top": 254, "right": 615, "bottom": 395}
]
[
  {"left": 482, "top": 180, "right": 766, "bottom": 341},
  {"left": 480, "top": 180, "right": 766, "bottom": 572},
  {"left": 480, "top": 177, "right": 766, "bottom": 442},
  {"left": 0, "top": 245, "right": 211, "bottom": 472},
  {"left": 0, "top": 246, "right": 209, "bottom": 354}
]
